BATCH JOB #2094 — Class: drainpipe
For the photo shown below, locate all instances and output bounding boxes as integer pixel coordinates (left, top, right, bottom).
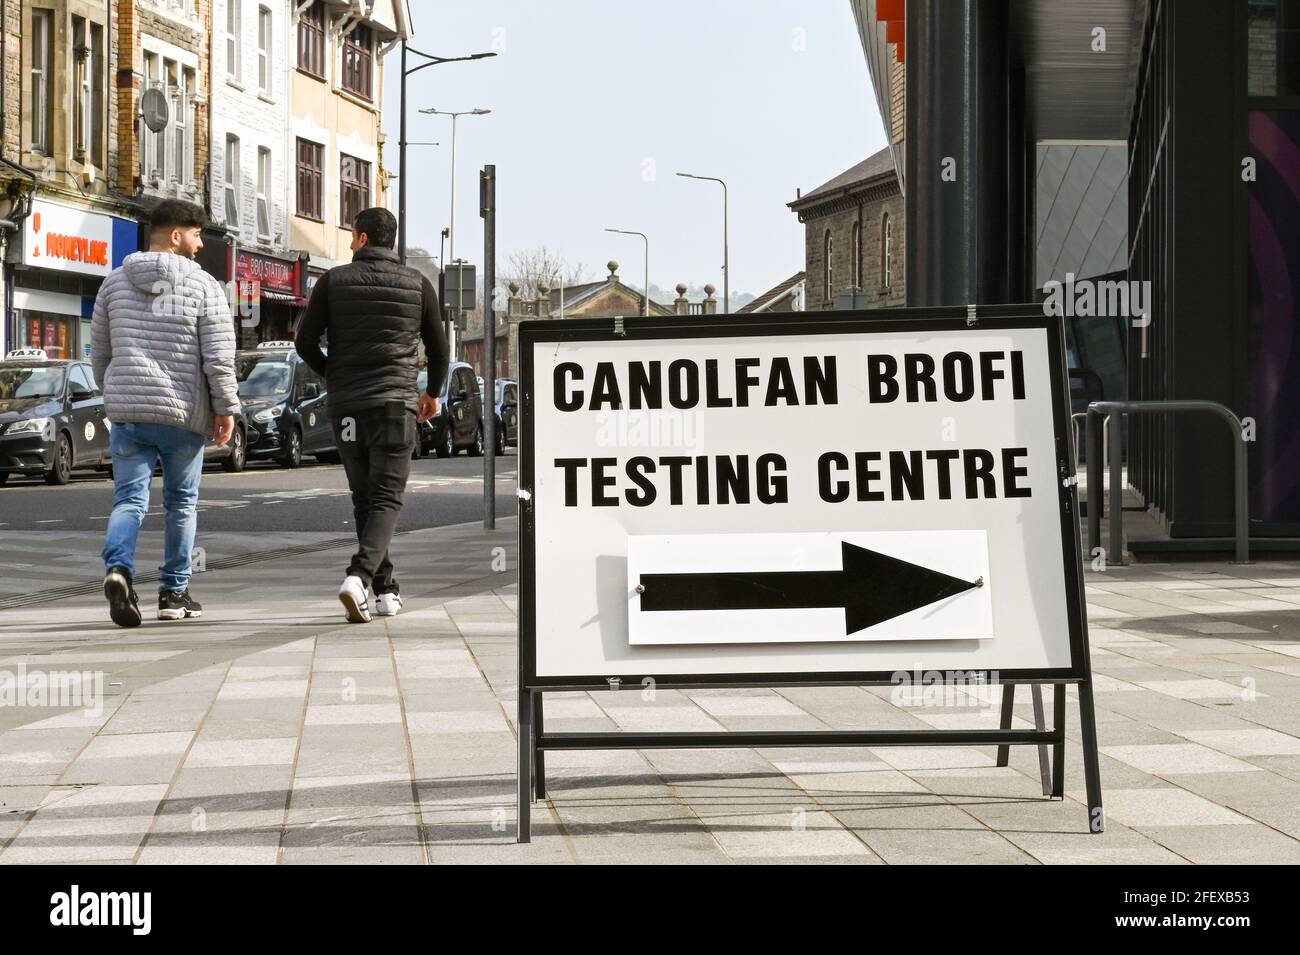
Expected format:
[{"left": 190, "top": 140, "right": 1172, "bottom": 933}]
[{"left": 1, "top": 0, "right": 39, "bottom": 349}]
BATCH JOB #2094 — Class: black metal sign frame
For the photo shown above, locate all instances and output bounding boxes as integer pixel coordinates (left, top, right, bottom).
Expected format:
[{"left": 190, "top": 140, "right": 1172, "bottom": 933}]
[{"left": 514, "top": 304, "right": 1102, "bottom": 842}]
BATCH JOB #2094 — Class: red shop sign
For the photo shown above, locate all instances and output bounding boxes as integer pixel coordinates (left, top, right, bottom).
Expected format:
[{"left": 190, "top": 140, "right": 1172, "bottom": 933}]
[{"left": 235, "top": 251, "right": 300, "bottom": 296}]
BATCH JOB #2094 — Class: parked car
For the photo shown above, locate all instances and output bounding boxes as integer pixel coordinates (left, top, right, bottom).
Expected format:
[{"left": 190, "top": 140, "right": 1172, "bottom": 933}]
[
  {"left": 491, "top": 378, "right": 519, "bottom": 455},
  {"left": 0, "top": 349, "right": 111, "bottom": 485},
  {"left": 415, "top": 362, "right": 484, "bottom": 458},
  {"left": 234, "top": 342, "right": 337, "bottom": 467}
]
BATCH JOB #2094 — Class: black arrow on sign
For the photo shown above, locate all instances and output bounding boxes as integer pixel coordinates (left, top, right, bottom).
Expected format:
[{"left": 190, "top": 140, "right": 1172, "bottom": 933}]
[{"left": 637, "top": 541, "right": 983, "bottom": 635}]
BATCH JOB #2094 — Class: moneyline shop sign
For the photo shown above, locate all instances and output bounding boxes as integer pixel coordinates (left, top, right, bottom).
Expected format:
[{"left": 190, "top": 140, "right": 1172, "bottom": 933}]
[{"left": 21, "top": 198, "right": 138, "bottom": 279}]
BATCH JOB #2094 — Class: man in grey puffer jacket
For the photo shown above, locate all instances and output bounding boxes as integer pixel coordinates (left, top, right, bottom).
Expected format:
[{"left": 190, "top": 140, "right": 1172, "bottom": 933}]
[{"left": 91, "top": 200, "right": 240, "bottom": 628}]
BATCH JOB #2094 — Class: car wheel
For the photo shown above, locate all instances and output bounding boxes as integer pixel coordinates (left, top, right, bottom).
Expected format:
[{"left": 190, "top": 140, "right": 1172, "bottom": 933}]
[
  {"left": 280, "top": 426, "right": 303, "bottom": 469},
  {"left": 436, "top": 425, "right": 454, "bottom": 459},
  {"left": 495, "top": 424, "right": 506, "bottom": 456},
  {"left": 468, "top": 422, "right": 484, "bottom": 457},
  {"left": 411, "top": 433, "right": 427, "bottom": 460},
  {"left": 221, "top": 427, "right": 247, "bottom": 472},
  {"left": 45, "top": 432, "right": 74, "bottom": 485}
]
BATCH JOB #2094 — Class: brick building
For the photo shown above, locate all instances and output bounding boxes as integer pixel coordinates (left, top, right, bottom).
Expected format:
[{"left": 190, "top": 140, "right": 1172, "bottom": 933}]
[
  {"left": 787, "top": 146, "right": 904, "bottom": 310},
  {"left": 116, "top": 0, "right": 210, "bottom": 204}
]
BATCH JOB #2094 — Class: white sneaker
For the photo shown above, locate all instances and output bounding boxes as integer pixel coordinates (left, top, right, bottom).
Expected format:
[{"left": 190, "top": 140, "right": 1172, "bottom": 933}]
[
  {"left": 338, "top": 575, "right": 371, "bottom": 623},
  {"left": 374, "top": 592, "right": 402, "bottom": 616}
]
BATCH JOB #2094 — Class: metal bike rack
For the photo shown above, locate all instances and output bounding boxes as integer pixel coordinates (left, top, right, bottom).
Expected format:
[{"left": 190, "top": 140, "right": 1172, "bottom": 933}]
[
  {"left": 1085, "top": 400, "right": 1250, "bottom": 565},
  {"left": 1071, "top": 411, "right": 1109, "bottom": 474}
]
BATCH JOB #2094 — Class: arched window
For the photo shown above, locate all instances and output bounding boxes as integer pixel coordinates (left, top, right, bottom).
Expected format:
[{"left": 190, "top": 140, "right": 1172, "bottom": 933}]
[
  {"left": 852, "top": 221, "right": 862, "bottom": 288},
  {"left": 823, "top": 229, "right": 833, "bottom": 301},
  {"left": 882, "top": 213, "right": 894, "bottom": 289}
]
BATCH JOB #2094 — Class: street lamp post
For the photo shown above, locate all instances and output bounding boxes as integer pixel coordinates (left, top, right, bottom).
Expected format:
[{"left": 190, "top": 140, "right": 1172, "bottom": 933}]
[
  {"left": 676, "top": 172, "right": 729, "bottom": 313},
  {"left": 396, "top": 45, "right": 495, "bottom": 265},
  {"left": 605, "top": 228, "right": 649, "bottom": 317},
  {"left": 419, "top": 108, "right": 491, "bottom": 270}
]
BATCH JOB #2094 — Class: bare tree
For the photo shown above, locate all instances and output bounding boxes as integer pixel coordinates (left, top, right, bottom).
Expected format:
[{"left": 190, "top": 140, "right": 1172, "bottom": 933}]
[{"left": 501, "top": 246, "right": 587, "bottom": 299}]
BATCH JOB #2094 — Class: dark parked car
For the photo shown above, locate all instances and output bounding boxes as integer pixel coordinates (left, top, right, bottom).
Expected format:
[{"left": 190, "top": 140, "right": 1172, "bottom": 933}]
[
  {"left": 235, "top": 342, "right": 337, "bottom": 468},
  {"left": 415, "top": 362, "right": 484, "bottom": 458},
  {"left": 0, "top": 349, "right": 111, "bottom": 485},
  {"left": 491, "top": 378, "right": 518, "bottom": 455}
]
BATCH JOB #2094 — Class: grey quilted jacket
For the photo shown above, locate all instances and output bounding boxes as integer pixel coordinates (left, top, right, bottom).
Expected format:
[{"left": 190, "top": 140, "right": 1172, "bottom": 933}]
[{"left": 91, "top": 252, "right": 240, "bottom": 436}]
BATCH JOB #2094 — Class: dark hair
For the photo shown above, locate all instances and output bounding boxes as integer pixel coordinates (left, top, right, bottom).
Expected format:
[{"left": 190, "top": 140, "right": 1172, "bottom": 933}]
[
  {"left": 150, "top": 199, "right": 206, "bottom": 233},
  {"left": 353, "top": 207, "right": 397, "bottom": 249}
]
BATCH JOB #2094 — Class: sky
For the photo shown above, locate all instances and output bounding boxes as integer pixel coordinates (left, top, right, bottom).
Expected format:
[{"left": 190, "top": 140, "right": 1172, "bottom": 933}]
[{"left": 381, "top": 0, "right": 888, "bottom": 302}]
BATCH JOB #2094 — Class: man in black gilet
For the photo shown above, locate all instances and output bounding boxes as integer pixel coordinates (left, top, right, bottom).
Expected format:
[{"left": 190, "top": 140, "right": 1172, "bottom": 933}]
[{"left": 295, "top": 207, "right": 449, "bottom": 622}]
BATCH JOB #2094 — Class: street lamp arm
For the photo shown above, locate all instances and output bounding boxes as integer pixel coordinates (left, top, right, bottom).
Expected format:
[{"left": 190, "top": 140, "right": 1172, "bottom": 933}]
[{"left": 405, "top": 50, "right": 497, "bottom": 75}]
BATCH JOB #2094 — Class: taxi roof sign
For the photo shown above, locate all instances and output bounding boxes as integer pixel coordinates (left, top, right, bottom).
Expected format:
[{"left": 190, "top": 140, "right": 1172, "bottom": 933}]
[
  {"left": 256, "top": 341, "right": 296, "bottom": 350},
  {"left": 4, "top": 348, "right": 49, "bottom": 361}
]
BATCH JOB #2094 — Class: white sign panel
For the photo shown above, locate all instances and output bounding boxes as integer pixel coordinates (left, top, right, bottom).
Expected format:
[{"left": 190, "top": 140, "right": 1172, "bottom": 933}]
[
  {"left": 23, "top": 199, "right": 115, "bottom": 277},
  {"left": 527, "top": 319, "right": 1078, "bottom": 679}
]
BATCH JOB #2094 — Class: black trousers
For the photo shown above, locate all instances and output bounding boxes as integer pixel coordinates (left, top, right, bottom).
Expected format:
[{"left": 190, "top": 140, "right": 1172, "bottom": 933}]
[{"left": 330, "top": 404, "right": 416, "bottom": 594}]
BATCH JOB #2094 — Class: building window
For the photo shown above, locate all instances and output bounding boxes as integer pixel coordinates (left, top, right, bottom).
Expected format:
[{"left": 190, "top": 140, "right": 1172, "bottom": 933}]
[
  {"left": 90, "top": 24, "right": 105, "bottom": 168},
  {"left": 139, "top": 53, "right": 189, "bottom": 186},
  {"left": 171, "top": 66, "right": 194, "bottom": 185},
  {"left": 340, "top": 154, "right": 371, "bottom": 228},
  {"left": 297, "top": 1, "right": 325, "bottom": 77},
  {"left": 823, "top": 230, "right": 833, "bottom": 301},
  {"left": 73, "top": 18, "right": 91, "bottom": 162},
  {"left": 257, "top": 147, "right": 272, "bottom": 238},
  {"left": 295, "top": 138, "right": 324, "bottom": 219},
  {"left": 882, "top": 213, "right": 893, "bottom": 288},
  {"left": 851, "top": 221, "right": 862, "bottom": 288},
  {"left": 258, "top": 6, "right": 272, "bottom": 94},
  {"left": 1247, "top": 0, "right": 1300, "bottom": 96},
  {"left": 227, "top": 0, "right": 242, "bottom": 80},
  {"left": 225, "top": 135, "right": 241, "bottom": 226},
  {"left": 30, "top": 9, "right": 53, "bottom": 154},
  {"left": 141, "top": 52, "right": 162, "bottom": 181},
  {"left": 341, "top": 25, "right": 373, "bottom": 100}
]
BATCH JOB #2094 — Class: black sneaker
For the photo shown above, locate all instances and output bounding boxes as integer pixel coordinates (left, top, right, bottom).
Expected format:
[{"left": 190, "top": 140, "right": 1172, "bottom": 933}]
[
  {"left": 104, "top": 567, "right": 142, "bottom": 629},
  {"left": 158, "top": 589, "right": 202, "bottom": 621}
]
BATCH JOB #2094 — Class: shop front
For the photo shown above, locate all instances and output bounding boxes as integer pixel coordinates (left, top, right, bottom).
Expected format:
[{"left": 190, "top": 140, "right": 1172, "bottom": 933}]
[
  {"left": 7, "top": 199, "right": 139, "bottom": 361},
  {"left": 235, "top": 250, "right": 309, "bottom": 345}
]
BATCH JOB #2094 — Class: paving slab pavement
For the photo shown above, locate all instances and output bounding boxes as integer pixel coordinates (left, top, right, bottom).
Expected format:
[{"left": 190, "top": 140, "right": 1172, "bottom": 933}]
[{"left": 2, "top": 519, "right": 1300, "bottom": 863}]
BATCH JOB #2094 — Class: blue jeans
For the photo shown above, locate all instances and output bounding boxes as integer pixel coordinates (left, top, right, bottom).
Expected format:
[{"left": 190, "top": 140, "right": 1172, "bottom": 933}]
[{"left": 101, "top": 422, "right": 207, "bottom": 593}]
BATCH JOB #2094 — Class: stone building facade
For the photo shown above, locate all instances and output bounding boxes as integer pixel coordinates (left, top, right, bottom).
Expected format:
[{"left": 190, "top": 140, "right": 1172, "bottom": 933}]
[
  {"left": 788, "top": 146, "right": 904, "bottom": 309},
  {"left": 0, "top": 0, "right": 143, "bottom": 359}
]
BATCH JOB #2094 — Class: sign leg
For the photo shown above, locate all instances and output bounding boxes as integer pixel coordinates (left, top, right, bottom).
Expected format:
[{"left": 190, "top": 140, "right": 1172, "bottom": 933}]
[
  {"left": 1031, "top": 684, "right": 1051, "bottom": 796},
  {"left": 995, "top": 683, "right": 1015, "bottom": 767},
  {"left": 533, "top": 691, "right": 546, "bottom": 800},
  {"left": 1078, "top": 678, "right": 1105, "bottom": 833},
  {"left": 1051, "top": 683, "right": 1066, "bottom": 799},
  {"left": 517, "top": 688, "right": 532, "bottom": 843}
]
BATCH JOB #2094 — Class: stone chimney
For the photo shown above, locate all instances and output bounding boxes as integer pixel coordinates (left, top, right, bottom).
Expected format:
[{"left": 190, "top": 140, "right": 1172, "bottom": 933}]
[
  {"left": 673, "top": 282, "right": 690, "bottom": 315},
  {"left": 702, "top": 283, "right": 718, "bottom": 315}
]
